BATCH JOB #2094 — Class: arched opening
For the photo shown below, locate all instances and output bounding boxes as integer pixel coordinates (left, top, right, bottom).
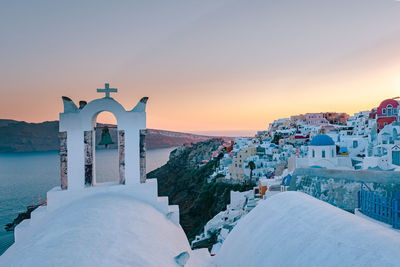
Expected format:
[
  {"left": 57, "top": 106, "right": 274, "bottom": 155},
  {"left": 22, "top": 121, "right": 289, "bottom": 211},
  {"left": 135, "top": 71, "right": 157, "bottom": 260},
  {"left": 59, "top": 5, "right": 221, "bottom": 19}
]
[
  {"left": 93, "top": 111, "right": 119, "bottom": 185},
  {"left": 387, "top": 105, "right": 393, "bottom": 116}
]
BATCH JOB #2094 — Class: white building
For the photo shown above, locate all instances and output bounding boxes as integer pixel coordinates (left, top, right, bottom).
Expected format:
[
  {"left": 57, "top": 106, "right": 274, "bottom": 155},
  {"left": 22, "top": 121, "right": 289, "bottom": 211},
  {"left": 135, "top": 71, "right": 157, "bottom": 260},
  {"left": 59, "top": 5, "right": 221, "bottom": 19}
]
[
  {"left": 337, "top": 135, "right": 369, "bottom": 157},
  {"left": 360, "top": 123, "right": 400, "bottom": 170},
  {"left": 213, "top": 192, "right": 400, "bottom": 267},
  {"left": 0, "top": 85, "right": 208, "bottom": 267},
  {"left": 294, "top": 134, "right": 353, "bottom": 170},
  {"left": 243, "top": 155, "right": 275, "bottom": 179}
]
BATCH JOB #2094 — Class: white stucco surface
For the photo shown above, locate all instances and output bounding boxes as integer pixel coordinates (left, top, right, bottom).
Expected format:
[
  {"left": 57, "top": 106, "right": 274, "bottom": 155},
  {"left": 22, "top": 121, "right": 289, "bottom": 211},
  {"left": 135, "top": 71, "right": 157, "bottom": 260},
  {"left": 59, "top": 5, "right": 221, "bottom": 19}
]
[
  {"left": 1, "top": 192, "right": 207, "bottom": 267},
  {"left": 213, "top": 191, "right": 400, "bottom": 267}
]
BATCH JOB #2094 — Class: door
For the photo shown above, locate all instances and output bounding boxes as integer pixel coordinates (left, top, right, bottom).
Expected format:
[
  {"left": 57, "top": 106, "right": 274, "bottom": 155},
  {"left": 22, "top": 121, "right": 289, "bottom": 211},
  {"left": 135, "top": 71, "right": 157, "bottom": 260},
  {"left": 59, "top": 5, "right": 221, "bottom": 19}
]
[{"left": 393, "top": 151, "right": 400, "bottom": 166}]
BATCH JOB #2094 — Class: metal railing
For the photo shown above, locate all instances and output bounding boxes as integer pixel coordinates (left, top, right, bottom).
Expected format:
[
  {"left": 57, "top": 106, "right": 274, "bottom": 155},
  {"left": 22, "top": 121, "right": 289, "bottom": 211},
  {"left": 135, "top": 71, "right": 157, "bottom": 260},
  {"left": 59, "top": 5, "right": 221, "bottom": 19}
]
[{"left": 358, "top": 183, "right": 399, "bottom": 229}]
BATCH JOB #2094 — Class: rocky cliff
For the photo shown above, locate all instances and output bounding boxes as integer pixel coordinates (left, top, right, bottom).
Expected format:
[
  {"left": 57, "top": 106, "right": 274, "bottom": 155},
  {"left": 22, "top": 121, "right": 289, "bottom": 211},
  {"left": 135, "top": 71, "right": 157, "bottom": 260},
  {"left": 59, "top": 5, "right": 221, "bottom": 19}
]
[
  {"left": 145, "top": 129, "right": 214, "bottom": 149},
  {"left": 147, "top": 139, "right": 253, "bottom": 241},
  {"left": 0, "top": 119, "right": 216, "bottom": 152},
  {"left": 0, "top": 120, "right": 59, "bottom": 153}
]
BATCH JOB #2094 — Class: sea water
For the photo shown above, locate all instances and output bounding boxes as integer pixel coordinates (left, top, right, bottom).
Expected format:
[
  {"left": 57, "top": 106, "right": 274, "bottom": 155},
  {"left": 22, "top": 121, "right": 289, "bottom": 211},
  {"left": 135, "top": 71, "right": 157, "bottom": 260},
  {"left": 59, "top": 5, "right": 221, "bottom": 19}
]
[{"left": 0, "top": 147, "right": 175, "bottom": 255}]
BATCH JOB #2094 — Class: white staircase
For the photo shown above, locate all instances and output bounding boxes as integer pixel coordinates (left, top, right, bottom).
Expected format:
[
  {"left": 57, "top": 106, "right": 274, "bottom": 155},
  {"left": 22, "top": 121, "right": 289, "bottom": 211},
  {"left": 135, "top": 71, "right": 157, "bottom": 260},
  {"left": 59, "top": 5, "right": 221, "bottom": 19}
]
[{"left": 14, "top": 178, "right": 180, "bottom": 243}]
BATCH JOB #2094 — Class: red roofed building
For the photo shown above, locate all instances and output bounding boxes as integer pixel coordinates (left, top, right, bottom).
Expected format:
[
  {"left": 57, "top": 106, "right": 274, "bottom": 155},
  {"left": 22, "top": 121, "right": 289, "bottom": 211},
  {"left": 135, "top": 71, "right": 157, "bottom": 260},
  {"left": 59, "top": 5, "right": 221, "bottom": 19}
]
[{"left": 376, "top": 98, "right": 399, "bottom": 130}]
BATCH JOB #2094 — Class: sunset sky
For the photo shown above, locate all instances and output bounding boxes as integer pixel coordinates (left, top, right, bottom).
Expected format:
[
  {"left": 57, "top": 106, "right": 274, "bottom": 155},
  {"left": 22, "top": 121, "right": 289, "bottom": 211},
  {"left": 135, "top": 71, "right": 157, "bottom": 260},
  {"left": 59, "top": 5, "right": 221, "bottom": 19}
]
[{"left": 1, "top": 1, "right": 400, "bottom": 136}]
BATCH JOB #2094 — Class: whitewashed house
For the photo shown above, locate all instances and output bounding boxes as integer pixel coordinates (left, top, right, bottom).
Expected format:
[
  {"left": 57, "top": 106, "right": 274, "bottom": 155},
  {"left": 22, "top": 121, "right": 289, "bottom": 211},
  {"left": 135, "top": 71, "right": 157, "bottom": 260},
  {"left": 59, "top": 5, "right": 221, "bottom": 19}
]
[{"left": 294, "top": 134, "right": 353, "bottom": 170}]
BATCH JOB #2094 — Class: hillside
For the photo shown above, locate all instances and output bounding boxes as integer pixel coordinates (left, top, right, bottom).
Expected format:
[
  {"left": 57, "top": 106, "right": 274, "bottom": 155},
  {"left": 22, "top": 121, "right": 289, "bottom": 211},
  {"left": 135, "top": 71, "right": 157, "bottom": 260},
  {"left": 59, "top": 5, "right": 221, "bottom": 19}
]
[
  {"left": 0, "top": 120, "right": 59, "bottom": 153},
  {"left": 0, "top": 119, "right": 216, "bottom": 153},
  {"left": 145, "top": 129, "right": 214, "bottom": 149},
  {"left": 147, "top": 139, "right": 253, "bottom": 241}
]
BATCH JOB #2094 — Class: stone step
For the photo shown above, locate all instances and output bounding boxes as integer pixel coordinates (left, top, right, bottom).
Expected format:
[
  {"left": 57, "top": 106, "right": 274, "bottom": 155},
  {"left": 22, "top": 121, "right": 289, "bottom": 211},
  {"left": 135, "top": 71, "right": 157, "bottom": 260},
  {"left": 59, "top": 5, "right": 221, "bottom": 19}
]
[
  {"left": 157, "top": 196, "right": 169, "bottom": 213},
  {"left": 29, "top": 205, "right": 47, "bottom": 226},
  {"left": 167, "top": 205, "right": 180, "bottom": 225},
  {"left": 14, "top": 219, "right": 31, "bottom": 243}
]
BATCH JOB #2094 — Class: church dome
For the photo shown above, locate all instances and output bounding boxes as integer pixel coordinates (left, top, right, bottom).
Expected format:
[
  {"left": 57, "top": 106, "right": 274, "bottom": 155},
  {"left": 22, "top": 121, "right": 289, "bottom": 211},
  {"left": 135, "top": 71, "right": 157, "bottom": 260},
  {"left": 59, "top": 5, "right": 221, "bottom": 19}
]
[{"left": 309, "top": 134, "right": 335, "bottom": 146}]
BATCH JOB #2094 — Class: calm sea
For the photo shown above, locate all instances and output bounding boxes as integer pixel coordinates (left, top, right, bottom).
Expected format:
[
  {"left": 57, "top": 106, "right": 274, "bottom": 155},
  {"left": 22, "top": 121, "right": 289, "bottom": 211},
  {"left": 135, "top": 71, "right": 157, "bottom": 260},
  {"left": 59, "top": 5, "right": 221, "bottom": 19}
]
[{"left": 0, "top": 147, "right": 175, "bottom": 255}]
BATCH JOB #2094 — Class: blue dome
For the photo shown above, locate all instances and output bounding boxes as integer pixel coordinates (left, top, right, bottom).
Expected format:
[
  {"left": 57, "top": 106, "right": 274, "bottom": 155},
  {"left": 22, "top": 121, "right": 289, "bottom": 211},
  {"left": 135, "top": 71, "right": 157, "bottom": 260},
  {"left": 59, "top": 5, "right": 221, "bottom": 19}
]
[{"left": 309, "top": 134, "right": 335, "bottom": 146}]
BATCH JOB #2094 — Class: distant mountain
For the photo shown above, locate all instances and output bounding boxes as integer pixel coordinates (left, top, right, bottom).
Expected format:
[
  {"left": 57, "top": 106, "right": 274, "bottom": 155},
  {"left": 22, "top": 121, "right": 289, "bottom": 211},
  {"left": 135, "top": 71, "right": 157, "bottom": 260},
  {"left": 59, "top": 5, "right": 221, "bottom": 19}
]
[
  {"left": 145, "top": 129, "right": 215, "bottom": 149},
  {"left": 0, "top": 120, "right": 59, "bottom": 153},
  {"left": 0, "top": 119, "right": 219, "bottom": 153},
  {"left": 0, "top": 119, "right": 19, "bottom": 127}
]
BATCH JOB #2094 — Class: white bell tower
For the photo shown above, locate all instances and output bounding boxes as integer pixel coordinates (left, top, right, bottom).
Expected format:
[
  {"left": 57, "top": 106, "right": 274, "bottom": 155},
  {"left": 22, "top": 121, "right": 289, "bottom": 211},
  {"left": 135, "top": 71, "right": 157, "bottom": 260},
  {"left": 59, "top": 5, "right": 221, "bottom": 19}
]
[{"left": 58, "top": 83, "right": 148, "bottom": 190}]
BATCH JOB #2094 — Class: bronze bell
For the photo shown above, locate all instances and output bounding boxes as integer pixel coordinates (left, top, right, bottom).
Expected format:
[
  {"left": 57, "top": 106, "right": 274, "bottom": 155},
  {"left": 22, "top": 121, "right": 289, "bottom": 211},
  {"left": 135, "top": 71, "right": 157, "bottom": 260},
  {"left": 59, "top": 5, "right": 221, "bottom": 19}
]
[{"left": 98, "top": 126, "right": 114, "bottom": 148}]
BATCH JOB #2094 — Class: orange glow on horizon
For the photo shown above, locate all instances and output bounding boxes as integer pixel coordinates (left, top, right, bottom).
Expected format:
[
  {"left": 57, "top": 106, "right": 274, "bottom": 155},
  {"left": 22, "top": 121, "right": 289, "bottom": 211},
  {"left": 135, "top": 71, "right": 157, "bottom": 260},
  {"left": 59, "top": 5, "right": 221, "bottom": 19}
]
[
  {"left": 2, "top": 71, "right": 399, "bottom": 134},
  {"left": 1, "top": 1, "right": 400, "bottom": 135}
]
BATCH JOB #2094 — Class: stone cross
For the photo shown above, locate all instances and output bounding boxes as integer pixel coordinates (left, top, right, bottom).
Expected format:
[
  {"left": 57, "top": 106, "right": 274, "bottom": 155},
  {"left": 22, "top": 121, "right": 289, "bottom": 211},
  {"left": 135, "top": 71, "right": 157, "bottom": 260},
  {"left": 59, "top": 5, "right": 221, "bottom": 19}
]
[{"left": 97, "top": 83, "right": 117, "bottom": 98}]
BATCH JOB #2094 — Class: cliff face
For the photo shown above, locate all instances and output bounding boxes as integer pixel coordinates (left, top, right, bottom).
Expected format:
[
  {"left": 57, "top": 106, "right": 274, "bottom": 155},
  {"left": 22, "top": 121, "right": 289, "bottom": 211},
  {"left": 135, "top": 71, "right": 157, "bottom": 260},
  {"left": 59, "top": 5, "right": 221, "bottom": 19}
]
[
  {"left": 147, "top": 139, "right": 253, "bottom": 241},
  {"left": 0, "top": 120, "right": 59, "bottom": 152},
  {"left": 145, "top": 129, "right": 214, "bottom": 149},
  {"left": 0, "top": 119, "right": 215, "bottom": 153}
]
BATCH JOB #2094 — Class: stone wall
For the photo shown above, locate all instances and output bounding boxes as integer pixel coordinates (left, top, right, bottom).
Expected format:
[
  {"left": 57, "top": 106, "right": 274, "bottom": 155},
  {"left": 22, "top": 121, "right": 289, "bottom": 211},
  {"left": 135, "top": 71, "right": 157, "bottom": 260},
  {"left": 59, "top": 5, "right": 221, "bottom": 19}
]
[
  {"left": 59, "top": 132, "right": 68, "bottom": 190},
  {"left": 290, "top": 168, "right": 400, "bottom": 211},
  {"left": 59, "top": 129, "right": 140, "bottom": 187},
  {"left": 140, "top": 130, "right": 146, "bottom": 183},
  {"left": 84, "top": 131, "right": 93, "bottom": 186},
  {"left": 118, "top": 130, "right": 125, "bottom": 184}
]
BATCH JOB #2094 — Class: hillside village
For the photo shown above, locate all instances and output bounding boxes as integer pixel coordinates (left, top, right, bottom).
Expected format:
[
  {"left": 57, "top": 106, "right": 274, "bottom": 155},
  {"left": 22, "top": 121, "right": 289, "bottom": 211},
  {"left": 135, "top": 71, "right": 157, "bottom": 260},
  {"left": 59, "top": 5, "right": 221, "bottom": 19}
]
[
  {"left": 210, "top": 97, "right": 400, "bottom": 185},
  {"left": 192, "top": 97, "right": 400, "bottom": 254}
]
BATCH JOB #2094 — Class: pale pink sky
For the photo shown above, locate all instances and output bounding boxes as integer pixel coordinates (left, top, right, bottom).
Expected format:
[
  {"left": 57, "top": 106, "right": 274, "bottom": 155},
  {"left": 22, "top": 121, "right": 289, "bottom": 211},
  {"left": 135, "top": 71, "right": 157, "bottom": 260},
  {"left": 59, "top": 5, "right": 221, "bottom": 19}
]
[{"left": 1, "top": 1, "right": 400, "bottom": 135}]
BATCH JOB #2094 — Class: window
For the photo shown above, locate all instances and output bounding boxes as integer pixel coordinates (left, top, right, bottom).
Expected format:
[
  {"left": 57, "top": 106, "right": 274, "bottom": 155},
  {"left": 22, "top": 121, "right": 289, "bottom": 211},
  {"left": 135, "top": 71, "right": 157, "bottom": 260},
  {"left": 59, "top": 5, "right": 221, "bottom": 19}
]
[
  {"left": 322, "top": 150, "right": 326, "bottom": 158},
  {"left": 394, "top": 108, "right": 398, "bottom": 114},
  {"left": 382, "top": 108, "right": 386, "bottom": 115},
  {"left": 388, "top": 105, "right": 393, "bottom": 116},
  {"left": 332, "top": 149, "right": 334, "bottom": 157},
  {"left": 312, "top": 150, "right": 315, "bottom": 158},
  {"left": 353, "top": 140, "right": 358, "bottom": 148}
]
